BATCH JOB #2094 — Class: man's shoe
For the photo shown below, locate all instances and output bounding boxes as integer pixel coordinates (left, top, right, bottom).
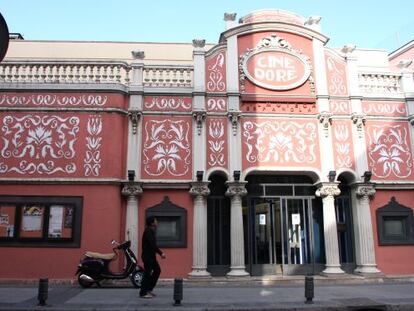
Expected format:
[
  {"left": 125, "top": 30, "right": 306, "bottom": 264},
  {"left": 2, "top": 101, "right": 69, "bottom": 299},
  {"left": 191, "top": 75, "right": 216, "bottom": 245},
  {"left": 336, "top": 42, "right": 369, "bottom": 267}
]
[
  {"left": 148, "top": 291, "right": 156, "bottom": 297},
  {"left": 140, "top": 294, "right": 152, "bottom": 299}
]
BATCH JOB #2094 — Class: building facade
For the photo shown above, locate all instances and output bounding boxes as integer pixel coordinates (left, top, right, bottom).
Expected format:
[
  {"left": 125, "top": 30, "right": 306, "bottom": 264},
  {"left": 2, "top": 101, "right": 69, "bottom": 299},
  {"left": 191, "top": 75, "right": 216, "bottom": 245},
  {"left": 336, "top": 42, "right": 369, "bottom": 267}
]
[{"left": 1, "top": 9, "right": 414, "bottom": 281}]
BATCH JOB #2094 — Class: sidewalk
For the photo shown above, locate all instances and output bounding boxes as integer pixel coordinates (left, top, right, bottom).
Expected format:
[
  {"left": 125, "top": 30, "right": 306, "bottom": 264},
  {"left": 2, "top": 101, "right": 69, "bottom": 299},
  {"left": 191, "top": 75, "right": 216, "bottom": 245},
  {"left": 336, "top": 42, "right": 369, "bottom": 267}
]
[{"left": 1, "top": 276, "right": 414, "bottom": 311}]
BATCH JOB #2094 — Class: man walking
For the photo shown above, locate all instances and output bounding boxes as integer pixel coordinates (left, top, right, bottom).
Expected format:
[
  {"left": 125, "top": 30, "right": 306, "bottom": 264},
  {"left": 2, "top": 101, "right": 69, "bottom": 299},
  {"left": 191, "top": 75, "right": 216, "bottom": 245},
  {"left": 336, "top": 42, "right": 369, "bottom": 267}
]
[{"left": 140, "top": 216, "right": 166, "bottom": 298}]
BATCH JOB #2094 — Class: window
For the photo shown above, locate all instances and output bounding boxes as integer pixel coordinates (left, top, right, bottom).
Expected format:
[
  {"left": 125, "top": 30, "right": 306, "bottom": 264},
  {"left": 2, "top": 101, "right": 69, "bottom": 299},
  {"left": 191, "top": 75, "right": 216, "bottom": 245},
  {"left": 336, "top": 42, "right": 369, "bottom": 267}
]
[
  {"left": 377, "top": 197, "right": 414, "bottom": 246},
  {"left": 0, "top": 196, "right": 82, "bottom": 247},
  {"left": 145, "top": 196, "right": 186, "bottom": 248}
]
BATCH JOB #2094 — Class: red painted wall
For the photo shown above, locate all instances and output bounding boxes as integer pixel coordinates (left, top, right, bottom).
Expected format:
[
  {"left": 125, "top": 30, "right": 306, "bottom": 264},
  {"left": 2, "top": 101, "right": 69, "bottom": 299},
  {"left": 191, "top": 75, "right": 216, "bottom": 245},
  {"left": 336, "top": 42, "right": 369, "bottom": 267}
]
[
  {"left": 0, "top": 184, "right": 123, "bottom": 280},
  {"left": 138, "top": 190, "right": 193, "bottom": 278},
  {"left": 371, "top": 190, "right": 414, "bottom": 274}
]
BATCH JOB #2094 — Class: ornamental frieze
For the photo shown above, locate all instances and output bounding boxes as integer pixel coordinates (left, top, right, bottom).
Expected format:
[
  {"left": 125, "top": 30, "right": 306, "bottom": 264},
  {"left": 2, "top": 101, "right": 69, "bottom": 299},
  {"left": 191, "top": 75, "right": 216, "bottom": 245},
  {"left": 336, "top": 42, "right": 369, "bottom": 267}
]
[
  {"left": 0, "top": 93, "right": 108, "bottom": 107},
  {"left": 241, "top": 102, "right": 317, "bottom": 114}
]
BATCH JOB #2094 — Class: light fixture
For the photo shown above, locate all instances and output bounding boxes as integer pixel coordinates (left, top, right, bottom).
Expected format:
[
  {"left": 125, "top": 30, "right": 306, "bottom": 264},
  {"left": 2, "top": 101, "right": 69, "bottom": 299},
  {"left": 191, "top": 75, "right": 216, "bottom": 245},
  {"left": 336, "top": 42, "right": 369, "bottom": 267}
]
[
  {"left": 233, "top": 170, "right": 241, "bottom": 181},
  {"left": 127, "top": 170, "right": 135, "bottom": 181},
  {"left": 328, "top": 170, "right": 336, "bottom": 182},
  {"left": 363, "top": 171, "right": 372, "bottom": 183},
  {"left": 196, "top": 171, "right": 203, "bottom": 182}
]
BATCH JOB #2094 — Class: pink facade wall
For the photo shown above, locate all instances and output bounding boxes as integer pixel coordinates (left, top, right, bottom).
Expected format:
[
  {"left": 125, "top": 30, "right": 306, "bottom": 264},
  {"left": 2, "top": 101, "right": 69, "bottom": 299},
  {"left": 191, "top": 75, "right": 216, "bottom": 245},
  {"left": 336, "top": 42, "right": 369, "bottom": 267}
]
[
  {"left": 141, "top": 116, "right": 192, "bottom": 180},
  {"left": 138, "top": 190, "right": 193, "bottom": 278},
  {"left": 241, "top": 118, "right": 321, "bottom": 170},
  {"left": 365, "top": 121, "right": 414, "bottom": 181},
  {"left": 0, "top": 184, "right": 124, "bottom": 280},
  {"left": 371, "top": 190, "right": 414, "bottom": 274}
]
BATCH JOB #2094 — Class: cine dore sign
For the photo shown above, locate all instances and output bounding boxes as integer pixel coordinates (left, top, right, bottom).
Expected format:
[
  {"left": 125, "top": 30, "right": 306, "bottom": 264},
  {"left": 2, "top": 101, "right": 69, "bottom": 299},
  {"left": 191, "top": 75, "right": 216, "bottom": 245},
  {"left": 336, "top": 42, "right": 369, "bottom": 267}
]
[{"left": 242, "top": 49, "right": 311, "bottom": 91}]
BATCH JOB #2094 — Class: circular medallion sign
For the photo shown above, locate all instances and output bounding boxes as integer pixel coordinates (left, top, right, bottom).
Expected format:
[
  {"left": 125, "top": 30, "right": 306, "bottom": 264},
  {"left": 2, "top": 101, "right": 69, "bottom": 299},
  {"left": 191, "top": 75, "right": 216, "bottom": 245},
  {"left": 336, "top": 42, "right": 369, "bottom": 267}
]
[{"left": 242, "top": 49, "right": 311, "bottom": 91}]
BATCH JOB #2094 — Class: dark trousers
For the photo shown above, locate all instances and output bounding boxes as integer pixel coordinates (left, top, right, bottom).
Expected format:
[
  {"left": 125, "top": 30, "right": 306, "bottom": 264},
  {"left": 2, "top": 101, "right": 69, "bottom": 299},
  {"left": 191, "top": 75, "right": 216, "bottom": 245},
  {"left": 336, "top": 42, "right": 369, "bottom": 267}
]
[{"left": 139, "top": 257, "right": 161, "bottom": 296}]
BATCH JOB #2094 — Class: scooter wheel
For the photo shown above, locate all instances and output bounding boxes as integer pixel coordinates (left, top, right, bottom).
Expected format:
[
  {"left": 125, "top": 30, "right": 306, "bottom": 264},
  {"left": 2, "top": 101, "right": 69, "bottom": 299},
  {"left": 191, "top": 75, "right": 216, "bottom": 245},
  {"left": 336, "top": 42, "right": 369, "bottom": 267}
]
[
  {"left": 130, "top": 270, "right": 144, "bottom": 288},
  {"left": 78, "top": 274, "right": 94, "bottom": 288}
]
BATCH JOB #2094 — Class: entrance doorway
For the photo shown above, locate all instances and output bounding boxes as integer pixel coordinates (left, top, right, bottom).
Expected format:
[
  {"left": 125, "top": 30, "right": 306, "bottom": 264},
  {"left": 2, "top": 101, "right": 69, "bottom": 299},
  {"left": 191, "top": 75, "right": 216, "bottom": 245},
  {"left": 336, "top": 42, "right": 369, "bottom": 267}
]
[{"left": 243, "top": 175, "right": 324, "bottom": 275}]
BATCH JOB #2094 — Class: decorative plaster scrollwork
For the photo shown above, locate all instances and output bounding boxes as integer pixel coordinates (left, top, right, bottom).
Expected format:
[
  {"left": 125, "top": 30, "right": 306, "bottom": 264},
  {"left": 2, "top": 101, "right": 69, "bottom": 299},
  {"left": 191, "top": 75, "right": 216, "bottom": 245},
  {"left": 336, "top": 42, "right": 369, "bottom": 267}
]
[
  {"left": 128, "top": 110, "right": 142, "bottom": 135},
  {"left": 318, "top": 112, "right": 332, "bottom": 137},
  {"left": 355, "top": 184, "right": 376, "bottom": 199},
  {"left": 193, "top": 111, "right": 206, "bottom": 135},
  {"left": 227, "top": 111, "right": 241, "bottom": 136},
  {"left": 189, "top": 182, "right": 210, "bottom": 197},
  {"left": 121, "top": 182, "right": 143, "bottom": 197},
  {"left": 351, "top": 113, "right": 366, "bottom": 138},
  {"left": 316, "top": 184, "right": 341, "bottom": 198}
]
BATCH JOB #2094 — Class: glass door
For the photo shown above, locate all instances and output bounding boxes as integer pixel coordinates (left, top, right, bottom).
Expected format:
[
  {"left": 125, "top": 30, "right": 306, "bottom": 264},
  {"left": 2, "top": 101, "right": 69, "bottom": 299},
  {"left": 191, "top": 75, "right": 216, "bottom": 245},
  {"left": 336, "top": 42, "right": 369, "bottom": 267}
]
[
  {"left": 281, "top": 198, "right": 313, "bottom": 274},
  {"left": 245, "top": 198, "right": 282, "bottom": 275}
]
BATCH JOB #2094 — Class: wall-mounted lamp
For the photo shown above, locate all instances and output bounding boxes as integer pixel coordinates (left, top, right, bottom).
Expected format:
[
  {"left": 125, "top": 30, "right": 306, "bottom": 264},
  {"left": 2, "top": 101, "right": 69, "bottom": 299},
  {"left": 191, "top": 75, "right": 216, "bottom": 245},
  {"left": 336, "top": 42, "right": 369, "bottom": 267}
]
[
  {"left": 233, "top": 170, "right": 241, "bottom": 182},
  {"left": 363, "top": 171, "right": 372, "bottom": 183},
  {"left": 328, "top": 170, "right": 336, "bottom": 182},
  {"left": 128, "top": 170, "right": 136, "bottom": 181},
  {"left": 196, "top": 171, "right": 203, "bottom": 182}
]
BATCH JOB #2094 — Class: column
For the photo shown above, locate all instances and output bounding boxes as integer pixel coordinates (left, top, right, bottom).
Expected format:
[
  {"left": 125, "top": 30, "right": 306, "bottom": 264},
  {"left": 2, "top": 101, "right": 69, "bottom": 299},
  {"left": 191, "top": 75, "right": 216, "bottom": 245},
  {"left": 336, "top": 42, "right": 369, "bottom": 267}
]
[
  {"left": 225, "top": 181, "right": 249, "bottom": 277},
  {"left": 352, "top": 183, "right": 381, "bottom": 274},
  {"left": 121, "top": 182, "right": 143, "bottom": 257},
  {"left": 188, "top": 181, "right": 211, "bottom": 278},
  {"left": 316, "top": 182, "right": 345, "bottom": 274}
]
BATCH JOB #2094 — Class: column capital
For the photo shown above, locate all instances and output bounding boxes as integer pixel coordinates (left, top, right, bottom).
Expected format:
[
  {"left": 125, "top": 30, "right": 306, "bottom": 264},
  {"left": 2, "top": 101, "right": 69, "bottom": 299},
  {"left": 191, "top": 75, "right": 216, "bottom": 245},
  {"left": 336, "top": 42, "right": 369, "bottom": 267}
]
[
  {"left": 227, "top": 110, "right": 241, "bottom": 136},
  {"left": 225, "top": 181, "right": 247, "bottom": 198},
  {"left": 315, "top": 182, "right": 341, "bottom": 198},
  {"left": 192, "top": 110, "right": 206, "bottom": 135},
  {"left": 317, "top": 111, "right": 332, "bottom": 137},
  {"left": 351, "top": 112, "right": 366, "bottom": 138},
  {"left": 121, "top": 182, "right": 143, "bottom": 197},
  {"left": 190, "top": 181, "right": 210, "bottom": 197},
  {"left": 353, "top": 183, "right": 376, "bottom": 198},
  {"left": 128, "top": 109, "right": 142, "bottom": 135}
]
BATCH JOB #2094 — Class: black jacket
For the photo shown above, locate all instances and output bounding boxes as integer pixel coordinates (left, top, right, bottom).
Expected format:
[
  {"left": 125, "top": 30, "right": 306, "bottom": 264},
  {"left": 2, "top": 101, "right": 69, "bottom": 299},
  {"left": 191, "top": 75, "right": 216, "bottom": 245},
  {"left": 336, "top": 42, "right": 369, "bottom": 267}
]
[{"left": 141, "top": 226, "right": 162, "bottom": 261}]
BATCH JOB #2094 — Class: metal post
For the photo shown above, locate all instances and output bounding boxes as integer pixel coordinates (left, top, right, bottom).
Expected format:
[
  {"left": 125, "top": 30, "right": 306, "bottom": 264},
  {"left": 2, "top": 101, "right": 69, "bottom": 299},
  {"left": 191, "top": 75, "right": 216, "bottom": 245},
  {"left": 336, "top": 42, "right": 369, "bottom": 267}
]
[
  {"left": 173, "top": 278, "right": 183, "bottom": 306},
  {"left": 304, "top": 275, "right": 314, "bottom": 304},
  {"left": 37, "top": 278, "right": 48, "bottom": 306}
]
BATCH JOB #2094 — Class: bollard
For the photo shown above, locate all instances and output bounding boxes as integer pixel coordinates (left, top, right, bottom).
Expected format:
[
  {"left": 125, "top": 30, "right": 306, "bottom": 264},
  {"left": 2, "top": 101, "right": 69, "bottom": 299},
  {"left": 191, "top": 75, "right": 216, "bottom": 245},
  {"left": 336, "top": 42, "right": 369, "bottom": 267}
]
[
  {"left": 173, "top": 278, "right": 183, "bottom": 306},
  {"left": 37, "top": 278, "right": 49, "bottom": 306},
  {"left": 304, "top": 275, "right": 314, "bottom": 304}
]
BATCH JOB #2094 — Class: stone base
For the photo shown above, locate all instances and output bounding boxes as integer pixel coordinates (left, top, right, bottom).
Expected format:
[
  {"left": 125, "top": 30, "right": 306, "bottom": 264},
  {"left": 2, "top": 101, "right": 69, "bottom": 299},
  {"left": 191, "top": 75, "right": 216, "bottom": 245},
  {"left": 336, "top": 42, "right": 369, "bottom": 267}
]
[
  {"left": 354, "top": 265, "right": 382, "bottom": 275},
  {"left": 321, "top": 266, "right": 345, "bottom": 275},
  {"left": 188, "top": 269, "right": 211, "bottom": 278},
  {"left": 226, "top": 266, "right": 249, "bottom": 278}
]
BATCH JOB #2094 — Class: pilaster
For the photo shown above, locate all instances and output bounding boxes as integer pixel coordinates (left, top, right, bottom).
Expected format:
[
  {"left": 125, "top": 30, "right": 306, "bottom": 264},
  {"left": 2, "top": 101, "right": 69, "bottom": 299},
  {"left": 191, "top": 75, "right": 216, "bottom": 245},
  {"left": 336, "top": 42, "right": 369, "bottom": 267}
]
[
  {"left": 315, "top": 182, "right": 345, "bottom": 274},
  {"left": 192, "top": 40, "right": 207, "bottom": 176},
  {"left": 121, "top": 182, "right": 143, "bottom": 257},
  {"left": 352, "top": 183, "right": 381, "bottom": 274},
  {"left": 225, "top": 181, "right": 249, "bottom": 277},
  {"left": 188, "top": 181, "right": 211, "bottom": 278},
  {"left": 128, "top": 50, "right": 145, "bottom": 179}
]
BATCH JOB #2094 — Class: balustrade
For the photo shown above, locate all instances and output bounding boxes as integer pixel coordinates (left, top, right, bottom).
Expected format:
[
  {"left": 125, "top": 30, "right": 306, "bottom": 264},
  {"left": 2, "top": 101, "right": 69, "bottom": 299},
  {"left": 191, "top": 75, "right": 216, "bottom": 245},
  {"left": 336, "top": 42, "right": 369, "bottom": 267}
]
[
  {"left": 358, "top": 72, "right": 402, "bottom": 95},
  {"left": 0, "top": 61, "right": 194, "bottom": 88}
]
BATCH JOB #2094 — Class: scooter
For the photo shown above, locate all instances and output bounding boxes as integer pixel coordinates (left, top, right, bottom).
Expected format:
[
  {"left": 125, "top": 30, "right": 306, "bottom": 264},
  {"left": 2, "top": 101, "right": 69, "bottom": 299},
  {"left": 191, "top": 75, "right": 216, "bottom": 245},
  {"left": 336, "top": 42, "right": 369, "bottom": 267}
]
[{"left": 76, "top": 240, "right": 144, "bottom": 288}]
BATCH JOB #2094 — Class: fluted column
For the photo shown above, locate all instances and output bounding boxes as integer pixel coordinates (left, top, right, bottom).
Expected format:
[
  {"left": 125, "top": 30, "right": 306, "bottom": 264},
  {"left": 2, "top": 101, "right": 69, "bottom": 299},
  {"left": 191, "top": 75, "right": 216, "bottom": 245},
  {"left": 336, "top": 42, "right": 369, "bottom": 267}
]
[
  {"left": 188, "top": 181, "right": 211, "bottom": 278},
  {"left": 121, "top": 182, "right": 143, "bottom": 257},
  {"left": 316, "top": 182, "right": 345, "bottom": 274},
  {"left": 225, "top": 181, "right": 249, "bottom": 277},
  {"left": 352, "top": 183, "right": 381, "bottom": 274}
]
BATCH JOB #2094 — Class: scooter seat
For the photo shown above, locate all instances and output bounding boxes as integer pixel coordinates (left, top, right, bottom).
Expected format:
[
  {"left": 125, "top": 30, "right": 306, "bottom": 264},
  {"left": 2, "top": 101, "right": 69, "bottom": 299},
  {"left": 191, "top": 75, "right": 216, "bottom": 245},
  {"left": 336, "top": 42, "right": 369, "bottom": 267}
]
[{"left": 85, "top": 251, "right": 116, "bottom": 260}]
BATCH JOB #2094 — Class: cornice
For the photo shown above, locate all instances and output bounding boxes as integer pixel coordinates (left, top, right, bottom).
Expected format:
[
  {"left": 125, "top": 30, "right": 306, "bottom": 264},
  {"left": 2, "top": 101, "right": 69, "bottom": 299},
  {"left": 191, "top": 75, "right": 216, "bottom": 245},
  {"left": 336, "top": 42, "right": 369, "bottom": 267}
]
[
  {"left": 205, "top": 43, "right": 228, "bottom": 58},
  {"left": 0, "top": 83, "right": 129, "bottom": 93},
  {"left": 219, "top": 22, "right": 329, "bottom": 44}
]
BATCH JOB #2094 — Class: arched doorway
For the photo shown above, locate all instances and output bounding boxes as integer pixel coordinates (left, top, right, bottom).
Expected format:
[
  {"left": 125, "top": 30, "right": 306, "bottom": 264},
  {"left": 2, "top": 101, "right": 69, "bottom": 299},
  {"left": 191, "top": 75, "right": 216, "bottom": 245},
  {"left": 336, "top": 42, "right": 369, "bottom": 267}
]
[
  {"left": 243, "top": 174, "right": 326, "bottom": 275},
  {"left": 206, "top": 173, "right": 231, "bottom": 276}
]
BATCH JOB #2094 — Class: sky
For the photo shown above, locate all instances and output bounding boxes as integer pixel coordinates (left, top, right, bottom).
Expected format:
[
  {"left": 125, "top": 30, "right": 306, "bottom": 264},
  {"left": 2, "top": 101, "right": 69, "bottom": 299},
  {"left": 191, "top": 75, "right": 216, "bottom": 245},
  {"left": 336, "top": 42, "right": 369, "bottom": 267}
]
[{"left": 1, "top": 0, "right": 413, "bottom": 53}]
